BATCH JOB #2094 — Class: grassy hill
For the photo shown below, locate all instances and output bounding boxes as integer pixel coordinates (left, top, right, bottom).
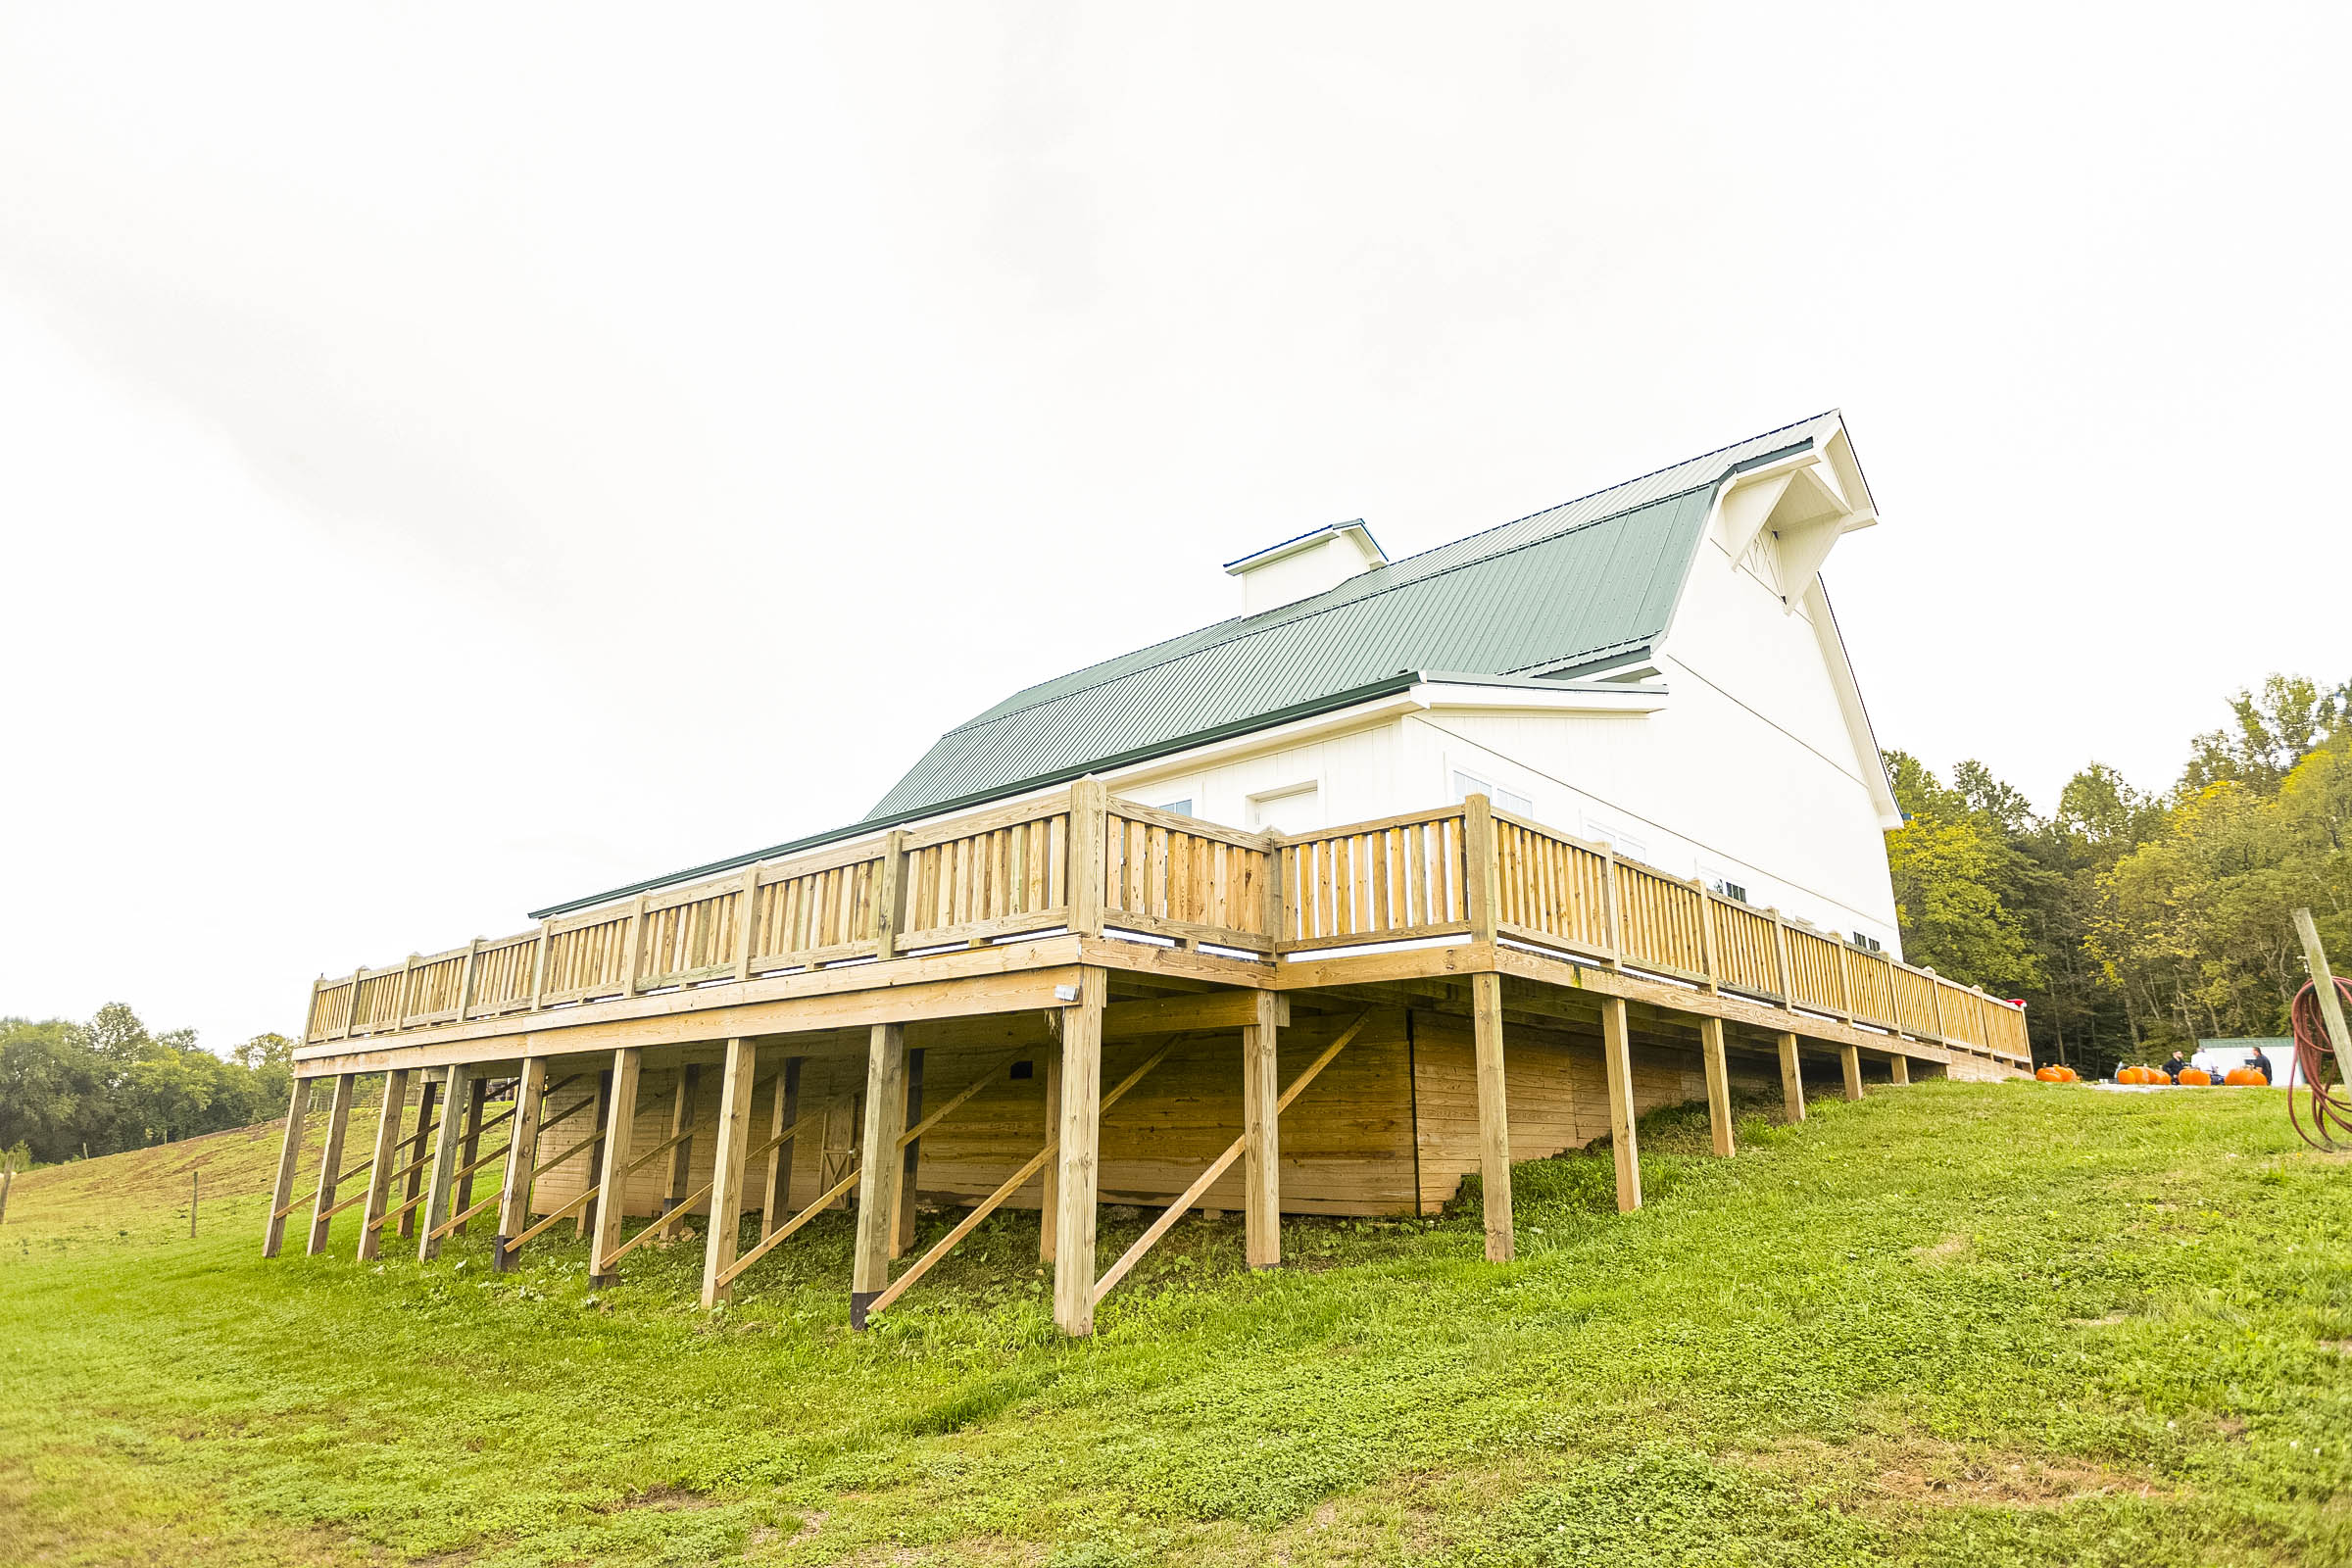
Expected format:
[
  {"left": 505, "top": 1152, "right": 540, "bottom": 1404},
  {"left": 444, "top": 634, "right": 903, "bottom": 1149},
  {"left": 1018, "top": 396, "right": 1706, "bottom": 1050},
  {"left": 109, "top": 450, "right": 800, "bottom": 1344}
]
[{"left": 2, "top": 1081, "right": 2347, "bottom": 1567}]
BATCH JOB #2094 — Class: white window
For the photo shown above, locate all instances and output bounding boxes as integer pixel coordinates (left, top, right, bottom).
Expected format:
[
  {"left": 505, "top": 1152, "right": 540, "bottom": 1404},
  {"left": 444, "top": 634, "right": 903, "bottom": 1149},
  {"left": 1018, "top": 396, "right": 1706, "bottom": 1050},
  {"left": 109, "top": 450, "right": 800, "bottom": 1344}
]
[
  {"left": 1154, "top": 798, "right": 1195, "bottom": 817},
  {"left": 1581, "top": 813, "right": 1648, "bottom": 862},
  {"left": 1449, "top": 769, "right": 1532, "bottom": 817},
  {"left": 1249, "top": 784, "right": 1321, "bottom": 833},
  {"left": 1712, "top": 877, "right": 1749, "bottom": 904},
  {"left": 1850, "top": 931, "right": 1885, "bottom": 954}
]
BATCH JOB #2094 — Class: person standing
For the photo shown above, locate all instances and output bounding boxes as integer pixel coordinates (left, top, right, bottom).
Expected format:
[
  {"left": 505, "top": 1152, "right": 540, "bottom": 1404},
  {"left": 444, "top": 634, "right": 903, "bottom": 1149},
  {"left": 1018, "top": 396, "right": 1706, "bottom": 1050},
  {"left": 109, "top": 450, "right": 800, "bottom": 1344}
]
[{"left": 2246, "top": 1046, "right": 2276, "bottom": 1084}]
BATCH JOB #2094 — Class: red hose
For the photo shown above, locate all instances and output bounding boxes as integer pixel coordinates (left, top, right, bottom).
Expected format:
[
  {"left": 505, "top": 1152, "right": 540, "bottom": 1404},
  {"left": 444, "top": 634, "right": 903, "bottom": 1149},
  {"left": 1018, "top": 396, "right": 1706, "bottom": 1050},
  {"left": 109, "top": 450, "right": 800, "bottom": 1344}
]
[{"left": 2288, "top": 976, "right": 2352, "bottom": 1151}]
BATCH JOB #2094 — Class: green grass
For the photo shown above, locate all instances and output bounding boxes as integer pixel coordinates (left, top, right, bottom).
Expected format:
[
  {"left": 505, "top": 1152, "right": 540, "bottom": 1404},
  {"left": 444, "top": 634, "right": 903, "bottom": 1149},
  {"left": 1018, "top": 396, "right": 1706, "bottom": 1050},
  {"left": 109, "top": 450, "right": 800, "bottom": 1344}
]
[{"left": 3, "top": 1082, "right": 2348, "bottom": 1566}]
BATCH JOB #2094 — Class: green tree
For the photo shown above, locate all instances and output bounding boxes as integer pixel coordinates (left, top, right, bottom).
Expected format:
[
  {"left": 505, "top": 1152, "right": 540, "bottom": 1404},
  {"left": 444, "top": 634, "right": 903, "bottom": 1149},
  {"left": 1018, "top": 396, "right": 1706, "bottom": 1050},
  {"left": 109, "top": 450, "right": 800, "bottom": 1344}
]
[{"left": 1882, "top": 752, "right": 2044, "bottom": 994}]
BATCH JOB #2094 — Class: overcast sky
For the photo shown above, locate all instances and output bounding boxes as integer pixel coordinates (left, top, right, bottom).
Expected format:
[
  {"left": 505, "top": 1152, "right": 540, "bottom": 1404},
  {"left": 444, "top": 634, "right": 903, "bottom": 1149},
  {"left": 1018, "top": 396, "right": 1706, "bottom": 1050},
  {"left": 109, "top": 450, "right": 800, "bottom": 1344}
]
[{"left": 4, "top": 4, "right": 2346, "bottom": 1051}]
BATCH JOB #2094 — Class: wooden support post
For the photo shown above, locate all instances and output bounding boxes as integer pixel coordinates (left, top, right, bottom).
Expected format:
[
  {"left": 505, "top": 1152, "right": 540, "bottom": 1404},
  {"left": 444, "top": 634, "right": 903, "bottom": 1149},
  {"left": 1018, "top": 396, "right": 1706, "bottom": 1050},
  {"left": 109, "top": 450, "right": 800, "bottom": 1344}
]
[
  {"left": 819, "top": 1092, "right": 858, "bottom": 1205},
  {"left": 1890, "top": 1053, "right": 1911, "bottom": 1086},
  {"left": 1840, "top": 1043, "right": 1865, "bottom": 1102},
  {"left": 0, "top": 1163, "right": 11, "bottom": 1226},
  {"left": 190, "top": 1170, "right": 199, "bottom": 1238},
  {"left": 1462, "top": 793, "right": 1500, "bottom": 945},
  {"left": 493, "top": 1055, "right": 547, "bottom": 1271},
  {"left": 1698, "top": 1016, "right": 1735, "bottom": 1158},
  {"left": 1601, "top": 995, "right": 1641, "bottom": 1213},
  {"left": 1776, "top": 1032, "right": 1806, "bottom": 1124},
  {"left": 1242, "top": 988, "right": 1283, "bottom": 1269},
  {"left": 589, "top": 1047, "right": 643, "bottom": 1287},
  {"left": 1069, "top": 780, "right": 1108, "bottom": 937},
  {"left": 761, "top": 1056, "right": 801, "bottom": 1236},
  {"left": 417, "top": 1062, "right": 473, "bottom": 1261},
  {"left": 850, "top": 1023, "right": 910, "bottom": 1328},
  {"left": 356, "top": 1069, "right": 412, "bottom": 1262},
  {"left": 700, "top": 1038, "right": 758, "bottom": 1309},
  {"left": 263, "top": 1075, "right": 308, "bottom": 1257},
  {"left": 453, "top": 1075, "right": 489, "bottom": 1235},
  {"left": 892, "top": 1048, "right": 925, "bottom": 1258},
  {"left": 1470, "top": 969, "right": 1514, "bottom": 1258},
  {"left": 1054, "top": 968, "right": 1107, "bottom": 1336},
  {"left": 398, "top": 1076, "right": 439, "bottom": 1240},
  {"left": 1039, "top": 1044, "right": 1061, "bottom": 1263},
  {"left": 307, "top": 1073, "right": 357, "bottom": 1255},
  {"left": 2293, "top": 908, "right": 2352, "bottom": 1094},
  {"left": 660, "top": 1063, "right": 701, "bottom": 1240},
  {"left": 874, "top": 830, "right": 906, "bottom": 960}
]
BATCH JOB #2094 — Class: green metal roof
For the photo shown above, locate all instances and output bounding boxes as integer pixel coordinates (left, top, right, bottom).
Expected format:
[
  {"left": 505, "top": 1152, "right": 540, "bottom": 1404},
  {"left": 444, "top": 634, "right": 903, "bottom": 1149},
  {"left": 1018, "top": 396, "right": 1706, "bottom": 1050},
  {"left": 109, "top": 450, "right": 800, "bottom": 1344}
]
[
  {"left": 862, "top": 413, "right": 1838, "bottom": 821},
  {"left": 531, "top": 414, "right": 1838, "bottom": 918}
]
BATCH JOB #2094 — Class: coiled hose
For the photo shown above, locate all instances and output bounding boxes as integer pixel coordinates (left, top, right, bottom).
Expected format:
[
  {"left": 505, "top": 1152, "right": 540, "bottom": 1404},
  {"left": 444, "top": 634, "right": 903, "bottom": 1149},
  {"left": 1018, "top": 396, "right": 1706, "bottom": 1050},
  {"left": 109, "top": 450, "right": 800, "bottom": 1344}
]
[{"left": 2289, "top": 975, "right": 2352, "bottom": 1150}]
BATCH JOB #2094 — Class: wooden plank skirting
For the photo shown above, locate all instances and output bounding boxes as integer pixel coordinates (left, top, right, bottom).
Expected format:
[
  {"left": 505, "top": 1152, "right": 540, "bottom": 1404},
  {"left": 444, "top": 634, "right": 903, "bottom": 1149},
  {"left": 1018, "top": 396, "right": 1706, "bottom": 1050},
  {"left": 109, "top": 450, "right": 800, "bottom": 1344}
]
[{"left": 299, "top": 789, "right": 2031, "bottom": 1070}]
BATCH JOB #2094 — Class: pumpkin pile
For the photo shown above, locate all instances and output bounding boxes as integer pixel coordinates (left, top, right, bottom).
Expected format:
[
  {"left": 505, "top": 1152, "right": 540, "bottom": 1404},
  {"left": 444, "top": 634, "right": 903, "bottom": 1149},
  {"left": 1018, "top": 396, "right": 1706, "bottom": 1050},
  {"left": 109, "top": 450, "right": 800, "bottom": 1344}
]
[
  {"left": 2224, "top": 1066, "right": 2270, "bottom": 1086},
  {"left": 2034, "top": 1064, "right": 2080, "bottom": 1082},
  {"left": 2180, "top": 1067, "right": 2213, "bottom": 1086},
  {"left": 2117, "top": 1065, "right": 2161, "bottom": 1084}
]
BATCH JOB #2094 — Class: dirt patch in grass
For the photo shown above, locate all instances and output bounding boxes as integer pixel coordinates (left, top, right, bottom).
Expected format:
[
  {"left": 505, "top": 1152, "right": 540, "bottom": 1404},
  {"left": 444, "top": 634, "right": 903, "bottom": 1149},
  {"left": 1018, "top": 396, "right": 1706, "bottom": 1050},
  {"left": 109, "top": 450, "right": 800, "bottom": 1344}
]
[
  {"left": 599, "top": 1483, "right": 717, "bottom": 1513},
  {"left": 1733, "top": 1432, "right": 2178, "bottom": 1511},
  {"left": 1912, "top": 1233, "right": 1972, "bottom": 1264}
]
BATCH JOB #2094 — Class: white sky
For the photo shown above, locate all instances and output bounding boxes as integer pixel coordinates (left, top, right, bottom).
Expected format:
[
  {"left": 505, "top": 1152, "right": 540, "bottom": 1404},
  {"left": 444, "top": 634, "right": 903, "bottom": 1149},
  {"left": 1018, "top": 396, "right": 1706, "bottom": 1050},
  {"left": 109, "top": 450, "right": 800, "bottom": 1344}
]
[{"left": 3, "top": 4, "right": 2346, "bottom": 1051}]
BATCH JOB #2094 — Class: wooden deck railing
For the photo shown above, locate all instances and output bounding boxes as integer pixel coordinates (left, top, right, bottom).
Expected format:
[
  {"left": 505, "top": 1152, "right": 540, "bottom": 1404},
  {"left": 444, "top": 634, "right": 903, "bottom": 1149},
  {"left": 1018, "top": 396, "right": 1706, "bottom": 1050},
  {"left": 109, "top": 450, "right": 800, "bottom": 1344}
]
[{"left": 303, "top": 784, "right": 2032, "bottom": 1066}]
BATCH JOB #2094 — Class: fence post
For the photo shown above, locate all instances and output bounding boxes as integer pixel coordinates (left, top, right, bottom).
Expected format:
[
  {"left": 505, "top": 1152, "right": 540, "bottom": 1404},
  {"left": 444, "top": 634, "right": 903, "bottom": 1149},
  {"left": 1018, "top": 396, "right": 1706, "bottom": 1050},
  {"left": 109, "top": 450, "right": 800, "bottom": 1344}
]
[
  {"left": 1694, "top": 881, "right": 1722, "bottom": 995},
  {"left": 620, "top": 896, "right": 649, "bottom": 997},
  {"left": 528, "top": 920, "right": 554, "bottom": 1011},
  {"left": 734, "top": 864, "right": 762, "bottom": 979},
  {"left": 1461, "top": 794, "right": 1498, "bottom": 944},
  {"left": 875, "top": 830, "right": 907, "bottom": 960},
  {"left": 1832, "top": 941, "right": 1854, "bottom": 1023},
  {"left": 1069, "top": 780, "right": 1107, "bottom": 938},
  {"left": 1770, "top": 915, "right": 1793, "bottom": 1004},
  {"left": 454, "top": 938, "right": 483, "bottom": 1024},
  {"left": 1260, "top": 830, "right": 1287, "bottom": 955}
]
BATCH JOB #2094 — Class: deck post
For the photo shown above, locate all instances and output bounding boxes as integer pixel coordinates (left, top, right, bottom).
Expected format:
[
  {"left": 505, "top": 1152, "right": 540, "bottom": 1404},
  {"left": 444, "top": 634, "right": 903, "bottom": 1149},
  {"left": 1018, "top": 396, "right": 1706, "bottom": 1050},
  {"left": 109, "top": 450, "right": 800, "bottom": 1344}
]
[
  {"left": 1069, "top": 780, "right": 1108, "bottom": 937},
  {"left": 1601, "top": 996, "right": 1642, "bottom": 1213},
  {"left": 1776, "top": 1032, "right": 1806, "bottom": 1124},
  {"left": 417, "top": 1062, "right": 473, "bottom": 1260},
  {"left": 893, "top": 1048, "right": 925, "bottom": 1259},
  {"left": 398, "top": 1076, "right": 440, "bottom": 1240},
  {"left": 851, "top": 1023, "right": 910, "bottom": 1328},
  {"left": 659, "top": 1063, "right": 701, "bottom": 1240},
  {"left": 589, "top": 1047, "right": 644, "bottom": 1287},
  {"left": 1038, "top": 1045, "right": 1061, "bottom": 1263},
  {"left": 356, "top": 1068, "right": 412, "bottom": 1261},
  {"left": 1054, "top": 968, "right": 1107, "bottom": 1335},
  {"left": 1840, "top": 1043, "right": 1865, "bottom": 1102},
  {"left": 1698, "top": 1016, "right": 1735, "bottom": 1157},
  {"left": 760, "top": 1056, "right": 801, "bottom": 1236},
  {"left": 307, "top": 1072, "right": 358, "bottom": 1255},
  {"left": 1470, "top": 970, "right": 1514, "bottom": 1259},
  {"left": 493, "top": 1055, "right": 547, "bottom": 1271},
  {"left": 700, "top": 1038, "right": 757, "bottom": 1309},
  {"left": 1890, "top": 1053, "right": 1911, "bottom": 1086},
  {"left": 453, "top": 1074, "right": 489, "bottom": 1234},
  {"left": 1242, "top": 988, "right": 1283, "bottom": 1268},
  {"left": 263, "top": 1075, "right": 309, "bottom": 1257}
]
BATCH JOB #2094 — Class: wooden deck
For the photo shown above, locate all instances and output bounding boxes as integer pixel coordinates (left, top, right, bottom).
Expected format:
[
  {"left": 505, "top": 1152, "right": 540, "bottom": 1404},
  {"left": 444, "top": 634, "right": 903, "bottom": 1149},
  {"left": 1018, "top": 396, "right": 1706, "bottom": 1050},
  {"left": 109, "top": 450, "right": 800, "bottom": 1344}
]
[{"left": 270, "top": 784, "right": 2031, "bottom": 1335}]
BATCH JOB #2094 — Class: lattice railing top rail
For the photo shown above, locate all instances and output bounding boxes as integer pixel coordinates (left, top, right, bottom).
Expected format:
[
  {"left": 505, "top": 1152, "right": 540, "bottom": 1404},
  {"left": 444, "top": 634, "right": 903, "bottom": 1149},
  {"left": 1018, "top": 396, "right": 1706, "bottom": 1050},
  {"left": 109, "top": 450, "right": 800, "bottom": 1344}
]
[{"left": 301, "top": 787, "right": 2030, "bottom": 1064}]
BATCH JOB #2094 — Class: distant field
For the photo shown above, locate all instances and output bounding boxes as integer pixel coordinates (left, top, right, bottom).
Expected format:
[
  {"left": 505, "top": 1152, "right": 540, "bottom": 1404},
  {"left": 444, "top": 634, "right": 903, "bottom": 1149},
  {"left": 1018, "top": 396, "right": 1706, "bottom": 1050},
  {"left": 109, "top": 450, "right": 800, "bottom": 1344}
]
[{"left": 2, "top": 1082, "right": 2346, "bottom": 1566}]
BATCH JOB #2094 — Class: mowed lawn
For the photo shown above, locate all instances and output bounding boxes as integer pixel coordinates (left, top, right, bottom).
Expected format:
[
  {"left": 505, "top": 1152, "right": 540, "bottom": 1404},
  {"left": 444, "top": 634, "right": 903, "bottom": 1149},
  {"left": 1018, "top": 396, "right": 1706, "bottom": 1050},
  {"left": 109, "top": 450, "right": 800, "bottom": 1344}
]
[{"left": 2, "top": 1080, "right": 2348, "bottom": 1567}]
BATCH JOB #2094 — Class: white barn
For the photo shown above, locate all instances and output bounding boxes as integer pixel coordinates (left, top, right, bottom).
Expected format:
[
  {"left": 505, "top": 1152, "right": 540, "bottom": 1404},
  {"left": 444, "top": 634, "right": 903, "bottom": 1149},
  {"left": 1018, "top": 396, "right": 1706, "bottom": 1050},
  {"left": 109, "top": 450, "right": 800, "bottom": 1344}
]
[{"left": 556, "top": 412, "right": 1902, "bottom": 957}]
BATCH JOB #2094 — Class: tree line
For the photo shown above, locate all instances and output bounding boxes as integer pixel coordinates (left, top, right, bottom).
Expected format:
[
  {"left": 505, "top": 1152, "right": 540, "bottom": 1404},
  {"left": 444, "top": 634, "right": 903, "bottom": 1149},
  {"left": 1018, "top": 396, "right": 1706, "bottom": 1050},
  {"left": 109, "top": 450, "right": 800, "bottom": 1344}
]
[
  {"left": 1885, "top": 673, "right": 2351, "bottom": 1078},
  {"left": 0, "top": 1004, "right": 297, "bottom": 1168}
]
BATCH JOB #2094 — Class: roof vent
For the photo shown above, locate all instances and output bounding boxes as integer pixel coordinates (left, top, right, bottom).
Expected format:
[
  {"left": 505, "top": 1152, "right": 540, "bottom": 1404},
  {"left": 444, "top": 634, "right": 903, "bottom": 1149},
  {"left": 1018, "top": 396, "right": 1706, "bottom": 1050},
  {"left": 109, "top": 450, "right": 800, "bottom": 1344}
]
[{"left": 1223, "top": 520, "right": 1386, "bottom": 614}]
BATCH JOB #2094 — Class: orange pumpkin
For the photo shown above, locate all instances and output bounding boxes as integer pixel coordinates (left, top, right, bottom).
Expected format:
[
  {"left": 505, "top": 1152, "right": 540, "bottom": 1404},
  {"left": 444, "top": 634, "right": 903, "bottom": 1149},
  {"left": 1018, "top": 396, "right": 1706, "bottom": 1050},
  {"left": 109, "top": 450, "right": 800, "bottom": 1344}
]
[
  {"left": 2117, "top": 1066, "right": 2145, "bottom": 1084},
  {"left": 2036, "top": 1065, "right": 2061, "bottom": 1081},
  {"left": 2224, "top": 1067, "right": 2269, "bottom": 1086},
  {"left": 2180, "top": 1067, "right": 2212, "bottom": 1086},
  {"left": 2055, "top": 1066, "right": 2079, "bottom": 1082}
]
